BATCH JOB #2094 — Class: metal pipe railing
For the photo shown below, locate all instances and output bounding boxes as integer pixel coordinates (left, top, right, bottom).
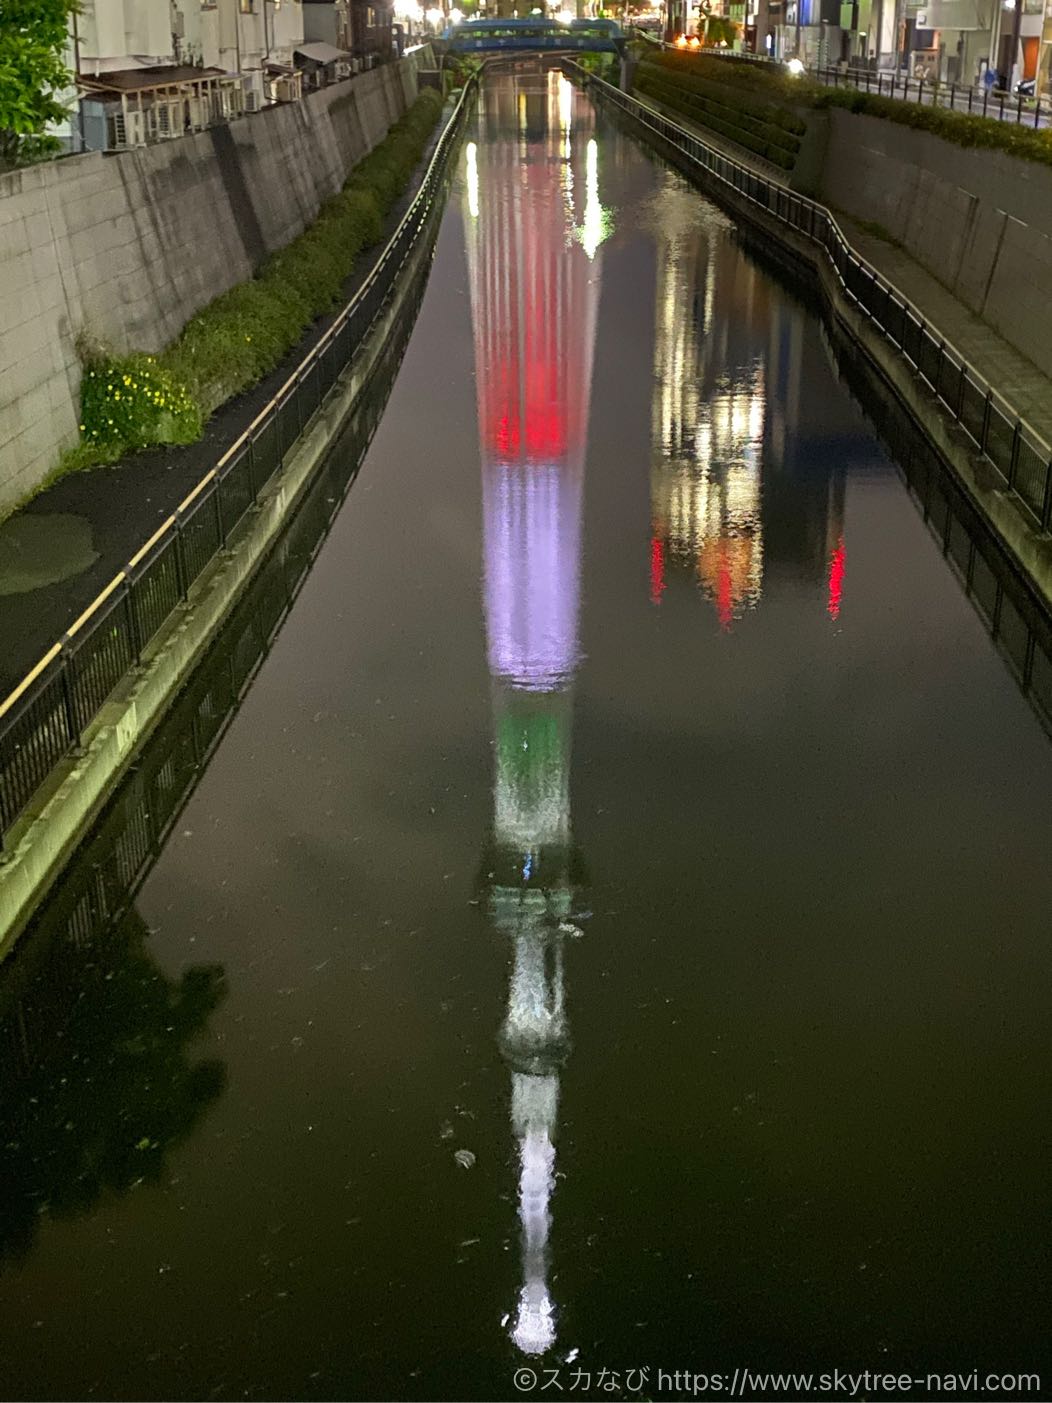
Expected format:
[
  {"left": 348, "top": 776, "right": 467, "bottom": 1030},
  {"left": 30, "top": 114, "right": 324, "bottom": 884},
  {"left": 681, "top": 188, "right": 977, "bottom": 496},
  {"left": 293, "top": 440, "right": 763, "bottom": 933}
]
[
  {"left": 569, "top": 62, "right": 1052, "bottom": 533},
  {"left": 0, "top": 72, "right": 479, "bottom": 849}
]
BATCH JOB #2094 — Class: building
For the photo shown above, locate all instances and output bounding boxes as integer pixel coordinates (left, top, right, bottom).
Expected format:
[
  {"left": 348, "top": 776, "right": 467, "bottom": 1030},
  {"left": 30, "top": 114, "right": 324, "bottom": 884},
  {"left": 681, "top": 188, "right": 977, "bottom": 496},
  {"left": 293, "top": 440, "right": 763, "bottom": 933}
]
[
  {"left": 302, "top": 0, "right": 395, "bottom": 72},
  {"left": 60, "top": 0, "right": 309, "bottom": 148}
]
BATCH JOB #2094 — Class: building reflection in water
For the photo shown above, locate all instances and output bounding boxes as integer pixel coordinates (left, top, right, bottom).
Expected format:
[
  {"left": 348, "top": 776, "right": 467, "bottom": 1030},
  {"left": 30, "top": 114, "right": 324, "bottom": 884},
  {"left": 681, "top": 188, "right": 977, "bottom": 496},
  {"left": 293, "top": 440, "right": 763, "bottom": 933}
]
[
  {"left": 648, "top": 172, "right": 846, "bottom": 628},
  {"left": 464, "top": 69, "right": 607, "bottom": 1358}
]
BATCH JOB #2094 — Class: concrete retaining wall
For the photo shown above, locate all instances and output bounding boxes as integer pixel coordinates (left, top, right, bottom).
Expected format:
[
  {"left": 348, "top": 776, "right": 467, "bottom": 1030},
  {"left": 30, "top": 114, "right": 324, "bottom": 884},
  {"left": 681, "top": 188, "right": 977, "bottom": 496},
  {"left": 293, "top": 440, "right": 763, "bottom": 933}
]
[
  {"left": 0, "top": 160, "right": 441, "bottom": 955},
  {"left": 817, "top": 109, "right": 1052, "bottom": 379},
  {"left": 0, "top": 47, "right": 432, "bottom": 514}
]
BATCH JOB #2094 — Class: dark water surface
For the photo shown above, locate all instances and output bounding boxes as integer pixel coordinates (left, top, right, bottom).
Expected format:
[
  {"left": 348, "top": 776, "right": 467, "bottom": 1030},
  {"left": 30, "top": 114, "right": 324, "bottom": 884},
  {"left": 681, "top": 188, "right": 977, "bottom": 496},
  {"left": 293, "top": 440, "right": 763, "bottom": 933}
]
[{"left": 1, "top": 72, "right": 1050, "bottom": 1402}]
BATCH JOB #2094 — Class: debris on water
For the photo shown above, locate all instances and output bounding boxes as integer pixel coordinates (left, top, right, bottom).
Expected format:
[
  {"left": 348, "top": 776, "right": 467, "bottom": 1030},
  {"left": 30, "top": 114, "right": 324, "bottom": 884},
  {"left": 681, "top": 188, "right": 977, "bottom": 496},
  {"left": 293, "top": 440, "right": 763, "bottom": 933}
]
[
  {"left": 454, "top": 1149, "right": 476, "bottom": 1169},
  {"left": 458, "top": 1237, "right": 480, "bottom": 1248},
  {"left": 566, "top": 1348, "right": 580, "bottom": 1364},
  {"left": 558, "top": 922, "right": 582, "bottom": 938},
  {"left": 439, "top": 1121, "right": 454, "bottom": 1140}
]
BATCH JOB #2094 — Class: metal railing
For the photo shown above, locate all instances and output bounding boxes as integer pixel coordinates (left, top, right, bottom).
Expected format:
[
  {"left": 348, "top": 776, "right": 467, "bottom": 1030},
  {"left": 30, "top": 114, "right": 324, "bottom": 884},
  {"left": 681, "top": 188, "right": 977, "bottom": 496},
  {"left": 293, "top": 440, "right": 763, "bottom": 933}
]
[
  {"left": 668, "top": 45, "right": 1052, "bottom": 129},
  {"left": 572, "top": 65, "right": 1052, "bottom": 530},
  {"left": 808, "top": 62, "right": 1051, "bottom": 129},
  {"left": 0, "top": 72, "right": 477, "bottom": 851}
]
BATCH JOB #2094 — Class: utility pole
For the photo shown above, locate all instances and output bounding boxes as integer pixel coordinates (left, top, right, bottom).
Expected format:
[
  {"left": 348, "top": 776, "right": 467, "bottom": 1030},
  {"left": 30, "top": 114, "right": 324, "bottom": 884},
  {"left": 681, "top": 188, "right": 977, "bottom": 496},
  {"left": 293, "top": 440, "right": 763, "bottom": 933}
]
[
  {"left": 988, "top": 0, "right": 1004, "bottom": 82},
  {"left": 1007, "top": 0, "right": 1022, "bottom": 85},
  {"left": 892, "top": 0, "right": 905, "bottom": 71}
]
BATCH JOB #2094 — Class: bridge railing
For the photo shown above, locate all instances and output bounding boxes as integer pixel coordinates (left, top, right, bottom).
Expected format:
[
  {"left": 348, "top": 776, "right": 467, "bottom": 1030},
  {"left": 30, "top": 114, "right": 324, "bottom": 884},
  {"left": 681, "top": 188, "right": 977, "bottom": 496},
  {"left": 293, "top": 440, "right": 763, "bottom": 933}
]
[{"left": 0, "top": 72, "right": 479, "bottom": 853}]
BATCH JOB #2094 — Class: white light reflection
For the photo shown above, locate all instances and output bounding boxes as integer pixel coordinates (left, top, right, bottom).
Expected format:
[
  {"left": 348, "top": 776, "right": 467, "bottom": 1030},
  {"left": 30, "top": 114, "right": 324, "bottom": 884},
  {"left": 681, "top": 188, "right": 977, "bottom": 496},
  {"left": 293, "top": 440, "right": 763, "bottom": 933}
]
[
  {"left": 648, "top": 177, "right": 767, "bottom": 626},
  {"left": 510, "top": 1070, "right": 559, "bottom": 1356},
  {"left": 466, "top": 141, "right": 479, "bottom": 219},
  {"left": 578, "top": 139, "right": 610, "bottom": 261}
]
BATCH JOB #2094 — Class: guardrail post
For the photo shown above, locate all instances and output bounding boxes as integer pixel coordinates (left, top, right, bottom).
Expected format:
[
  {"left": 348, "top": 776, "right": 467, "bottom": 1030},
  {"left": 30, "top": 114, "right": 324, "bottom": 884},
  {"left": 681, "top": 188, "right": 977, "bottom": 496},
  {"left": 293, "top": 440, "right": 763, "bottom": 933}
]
[
  {"left": 980, "top": 391, "right": 992, "bottom": 454},
  {"left": 174, "top": 518, "right": 189, "bottom": 601},
  {"left": 246, "top": 434, "right": 259, "bottom": 504},
  {"left": 214, "top": 482, "right": 226, "bottom": 549},
  {"left": 59, "top": 657, "right": 80, "bottom": 748},
  {"left": 1008, "top": 422, "right": 1021, "bottom": 489},
  {"left": 1041, "top": 460, "right": 1052, "bottom": 532},
  {"left": 123, "top": 583, "right": 143, "bottom": 664}
]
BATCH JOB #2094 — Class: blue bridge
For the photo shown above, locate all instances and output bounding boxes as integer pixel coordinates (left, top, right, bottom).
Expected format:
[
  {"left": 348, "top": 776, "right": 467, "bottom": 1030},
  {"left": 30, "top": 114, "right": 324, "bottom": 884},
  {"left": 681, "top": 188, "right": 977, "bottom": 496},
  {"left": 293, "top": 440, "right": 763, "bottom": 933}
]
[{"left": 446, "top": 17, "right": 625, "bottom": 53}]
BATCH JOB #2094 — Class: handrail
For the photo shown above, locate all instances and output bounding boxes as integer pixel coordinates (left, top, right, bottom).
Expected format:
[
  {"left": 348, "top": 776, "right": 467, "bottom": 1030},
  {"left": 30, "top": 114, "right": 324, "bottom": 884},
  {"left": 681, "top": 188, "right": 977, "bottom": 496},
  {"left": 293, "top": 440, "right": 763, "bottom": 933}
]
[
  {"left": 1, "top": 77, "right": 472, "bottom": 725},
  {"left": 633, "top": 71, "right": 1049, "bottom": 449},
  {"left": 0, "top": 71, "right": 478, "bottom": 844},
  {"left": 569, "top": 62, "right": 1052, "bottom": 502}
]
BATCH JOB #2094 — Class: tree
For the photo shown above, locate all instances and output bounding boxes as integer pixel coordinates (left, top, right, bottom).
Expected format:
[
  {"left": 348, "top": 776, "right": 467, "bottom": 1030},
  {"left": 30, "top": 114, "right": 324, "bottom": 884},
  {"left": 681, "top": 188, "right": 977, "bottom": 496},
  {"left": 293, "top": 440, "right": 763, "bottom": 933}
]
[{"left": 0, "top": 0, "right": 77, "bottom": 167}]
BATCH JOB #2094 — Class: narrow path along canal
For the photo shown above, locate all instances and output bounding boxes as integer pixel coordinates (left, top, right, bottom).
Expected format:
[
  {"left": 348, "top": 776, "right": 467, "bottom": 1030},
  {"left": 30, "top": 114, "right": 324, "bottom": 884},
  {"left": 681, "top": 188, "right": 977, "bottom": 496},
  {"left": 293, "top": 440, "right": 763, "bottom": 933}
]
[{"left": 1, "top": 69, "right": 1050, "bottom": 1402}]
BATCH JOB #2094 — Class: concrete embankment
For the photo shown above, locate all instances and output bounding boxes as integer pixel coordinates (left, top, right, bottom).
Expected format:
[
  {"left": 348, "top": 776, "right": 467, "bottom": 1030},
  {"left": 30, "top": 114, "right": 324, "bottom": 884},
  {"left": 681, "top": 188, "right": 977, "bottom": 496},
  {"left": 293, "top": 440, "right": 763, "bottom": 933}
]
[
  {"left": 633, "top": 56, "right": 1052, "bottom": 389},
  {"left": 595, "top": 69, "right": 1052, "bottom": 614},
  {"left": 0, "top": 48, "right": 434, "bottom": 512},
  {"left": 813, "top": 109, "right": 1052, "bottom": 385},
  {"left": 0, "top": 83, "right": 468, "bottom": 955}
]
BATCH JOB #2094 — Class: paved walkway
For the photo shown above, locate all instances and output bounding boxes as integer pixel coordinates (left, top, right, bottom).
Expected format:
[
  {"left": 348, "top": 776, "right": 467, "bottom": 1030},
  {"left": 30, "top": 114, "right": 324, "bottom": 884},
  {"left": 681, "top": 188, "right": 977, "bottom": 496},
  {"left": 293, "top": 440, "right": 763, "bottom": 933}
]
[
  {"left": 641, "top": 88, "right": 1052, "bottom": 447},
  {"left": 834, "top": 217, "right": 1052, "bottom": 445},
  {"left": 0, "top": 109, "right": 450, "bottom": 701}
]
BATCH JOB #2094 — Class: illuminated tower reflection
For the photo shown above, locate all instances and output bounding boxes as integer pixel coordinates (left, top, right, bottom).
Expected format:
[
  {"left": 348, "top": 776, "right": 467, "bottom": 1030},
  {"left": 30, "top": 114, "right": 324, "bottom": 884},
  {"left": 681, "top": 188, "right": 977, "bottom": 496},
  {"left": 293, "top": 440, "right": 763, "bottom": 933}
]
[
  {"left": 464, "top": 69, "right": 607, "bottom": 1358},
  {"left": 648, "top": 172, "right": 847, "bottom": 626}
]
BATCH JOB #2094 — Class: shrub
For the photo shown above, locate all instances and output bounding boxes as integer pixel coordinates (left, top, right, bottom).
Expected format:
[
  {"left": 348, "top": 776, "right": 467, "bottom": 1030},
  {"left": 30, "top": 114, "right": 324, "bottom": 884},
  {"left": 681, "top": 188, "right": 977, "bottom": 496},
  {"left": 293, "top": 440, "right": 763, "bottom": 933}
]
[
  {"left": 73, "top": 86, "right": 445, "bottom": 465},
  {"left": 640, "top": 48, "right": 1052, "bottom": 167},
  {"left": 80, "top": 353, "right": 201, "bottom": 450},
  {"left": 635, "top": 66, "right": 800, "bottom": 169}
]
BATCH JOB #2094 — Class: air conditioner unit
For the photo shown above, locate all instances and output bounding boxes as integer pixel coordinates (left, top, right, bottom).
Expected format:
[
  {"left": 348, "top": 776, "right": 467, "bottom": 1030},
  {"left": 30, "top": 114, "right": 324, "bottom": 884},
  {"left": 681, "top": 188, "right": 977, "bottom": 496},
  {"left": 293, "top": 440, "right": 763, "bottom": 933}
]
[
  {"left": 124, "top": 109, "right": 147, "bottom": 145},
  {"left": 274, "top": 74, "right": 301, "bottom": 101},
  {"left": 243, "top": 69, "right": 265, "bottom": 110},
  {"left": 156, "top": 99, "right": 184, "bottom": 137}
]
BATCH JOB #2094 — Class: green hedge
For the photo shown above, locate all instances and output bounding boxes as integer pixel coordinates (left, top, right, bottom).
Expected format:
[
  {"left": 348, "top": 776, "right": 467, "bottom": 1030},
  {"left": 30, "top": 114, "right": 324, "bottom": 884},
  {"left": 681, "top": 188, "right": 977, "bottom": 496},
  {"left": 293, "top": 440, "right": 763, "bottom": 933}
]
[
  {"left": 642, "top": 48, "right": 1052, "bottom": 167},
  {"left": 635, "top": 67, "right": 800, "bottom": 169},
  {"left": 810, "top": 84, "right": 1052, "bottom": 165},
  {"left": 78, "top": 87, "right": 445, "bottom": 458}
]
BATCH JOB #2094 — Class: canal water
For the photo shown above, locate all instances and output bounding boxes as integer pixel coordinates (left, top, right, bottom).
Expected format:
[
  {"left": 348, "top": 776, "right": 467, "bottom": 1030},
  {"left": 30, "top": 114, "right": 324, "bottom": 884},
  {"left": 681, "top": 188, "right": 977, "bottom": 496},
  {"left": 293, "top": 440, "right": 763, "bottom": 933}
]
[{"left": 1, "top": 70, "right": 1050, "bottom": 1402}]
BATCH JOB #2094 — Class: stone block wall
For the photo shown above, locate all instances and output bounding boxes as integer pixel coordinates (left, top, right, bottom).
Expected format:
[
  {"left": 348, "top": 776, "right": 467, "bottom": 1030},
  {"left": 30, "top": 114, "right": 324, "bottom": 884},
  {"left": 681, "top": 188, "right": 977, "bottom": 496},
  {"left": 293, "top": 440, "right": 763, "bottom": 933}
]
[{"left": 0, "top": 47, "right": 432, "bottom": 513}]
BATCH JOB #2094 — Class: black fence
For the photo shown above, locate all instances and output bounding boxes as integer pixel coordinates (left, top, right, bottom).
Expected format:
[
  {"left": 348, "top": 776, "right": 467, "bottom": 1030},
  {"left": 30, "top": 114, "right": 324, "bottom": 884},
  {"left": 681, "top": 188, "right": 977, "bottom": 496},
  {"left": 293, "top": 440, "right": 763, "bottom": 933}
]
[
  {"left": 576, "top": 69, "right": 1052, "bottom": 528},
  {"left": 0, "top": 73, "right": 477, "bottom": 851},
  {"left": 810, "top": 62, "right": 1050, "bottom": 130},
  {"left": 656, "top": 44, "right": 1052, "bottom": 130}
]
